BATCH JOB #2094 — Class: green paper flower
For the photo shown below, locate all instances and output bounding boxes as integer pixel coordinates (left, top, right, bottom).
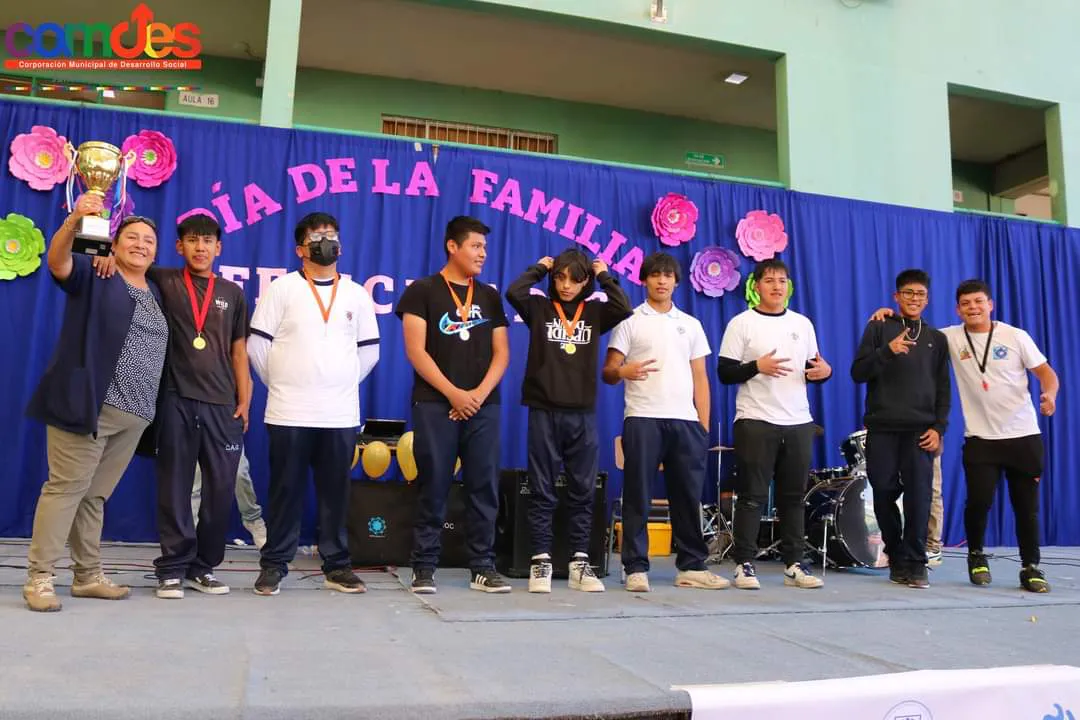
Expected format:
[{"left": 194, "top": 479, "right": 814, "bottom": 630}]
[
  {"left": 0, "top": 212, "right": 47, "bottom": 280},
  {"left": 745, "top": 275, "right": 794, "bottom": 309}
]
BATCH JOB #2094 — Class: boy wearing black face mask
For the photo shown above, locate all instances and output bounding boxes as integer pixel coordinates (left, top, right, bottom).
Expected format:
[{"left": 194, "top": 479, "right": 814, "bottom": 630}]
[
  {"left": 505, "top": 249, "right": 632, "bottom": 593},
  {"left": 247, "top": 212, "right": 381, "bottom": 596}
]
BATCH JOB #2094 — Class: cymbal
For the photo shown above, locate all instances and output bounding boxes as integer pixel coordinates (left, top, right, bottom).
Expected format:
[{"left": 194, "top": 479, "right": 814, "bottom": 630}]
[{"left": 708, "top": 446, "right": 734, "bottom": 452}]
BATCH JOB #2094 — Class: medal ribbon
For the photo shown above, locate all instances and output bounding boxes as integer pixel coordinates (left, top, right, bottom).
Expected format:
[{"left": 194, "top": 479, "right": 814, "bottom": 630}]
[
  {"left": 304, "top": 270, "right": 340, "bottom": 325},
  {"left": 441, "top": 272, "right": 474, "bottom": 322},
  {"left": 553, "top": 300, "right": 584, "bottom": 344},
  {"left": 183, "top": 267, "right": 216, "bottom": 340},
  {"left": 963, "top": 321, "right": 995, "bottom": 391}
]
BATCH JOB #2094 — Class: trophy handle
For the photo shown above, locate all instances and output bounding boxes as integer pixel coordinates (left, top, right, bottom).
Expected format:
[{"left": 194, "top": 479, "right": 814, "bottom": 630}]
[{"left": 63, "top": 142, "right": 78, "bottom": 213}]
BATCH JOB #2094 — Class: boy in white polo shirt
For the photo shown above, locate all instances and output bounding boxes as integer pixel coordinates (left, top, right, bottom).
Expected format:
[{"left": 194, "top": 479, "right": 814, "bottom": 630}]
[
  {"left": 602, "top": 252, "right": 729, "bottom": 593},
  {"left": 718, "top": 259, "right": 831, "bottom": 590},
  {"left": 247, "top": 212, "right": 380, "bottom": 596}
]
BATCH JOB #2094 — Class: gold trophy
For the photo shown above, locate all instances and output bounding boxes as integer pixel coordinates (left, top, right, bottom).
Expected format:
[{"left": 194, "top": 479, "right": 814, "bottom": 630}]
[{"left": 64, "top": 141, "right": 135, "bottom": 256}]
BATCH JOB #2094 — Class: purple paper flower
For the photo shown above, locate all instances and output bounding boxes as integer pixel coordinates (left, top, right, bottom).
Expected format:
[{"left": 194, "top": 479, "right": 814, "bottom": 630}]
[
  {"left": 736, "top": 210, "right": 788, "bottom": 261},
  {"left": 8, "top": 126, "right": 71, "bottom": 191},
  {"left": 121, "top": 130, "right": 177, "bottom": 188},
  {"left": 690, "top": 247, "right": 741, "bottom": 298},
  {"left": 651, "top": 192, "right": 698, "bottom": 247},
  {"left": 101, "top": 185, "right": 135, "bottom": 237}
]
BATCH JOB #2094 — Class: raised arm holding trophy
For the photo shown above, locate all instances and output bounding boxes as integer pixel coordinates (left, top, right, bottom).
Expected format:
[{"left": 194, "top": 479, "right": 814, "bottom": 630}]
[{"left": 64, "top": 141, "right": 136, "bottom": 257}]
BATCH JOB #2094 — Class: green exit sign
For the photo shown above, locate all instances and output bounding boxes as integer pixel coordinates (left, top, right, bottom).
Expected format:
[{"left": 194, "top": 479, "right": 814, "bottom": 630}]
[{"left": 685, "top": 152, "right": 725, "bottom": 169}]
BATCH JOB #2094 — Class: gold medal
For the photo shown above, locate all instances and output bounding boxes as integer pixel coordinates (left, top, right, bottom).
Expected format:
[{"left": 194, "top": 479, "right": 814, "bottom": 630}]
[
  {"left": 193, "top": 335, "right": 207, "bottom": 350},
  {"left": 460, "top": 329, "right": 470, "bottom": 341},
  {"left": 563, "top": 343, "right": 576, "bottom": 355}
]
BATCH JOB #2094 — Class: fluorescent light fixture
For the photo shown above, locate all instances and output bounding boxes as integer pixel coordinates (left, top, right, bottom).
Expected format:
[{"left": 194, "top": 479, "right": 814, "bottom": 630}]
[
  {"left": 724, "top": 72, "right": 749, "bottom": 85},
  {"left": 102, "top": 89, "right": 116, "bottom": 98}
]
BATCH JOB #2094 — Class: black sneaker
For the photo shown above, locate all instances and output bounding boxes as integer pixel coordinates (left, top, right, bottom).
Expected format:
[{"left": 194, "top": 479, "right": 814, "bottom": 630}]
[
  {"left": 156, "top": 578, "right": 184, "bottom": 600},
  {"left": 324, "top": 568, "right": 366, "bottom": 594},
  {"left": 411, "top": 567, "right": 436, "bottom": 594},
  {"left": 469, "top": 568, "right": 512, "bottom": 594},
  {"left": 186, "top": 573, "right": 230, "bottom": 595},
  {"left": 254, "top": 568, "right": 283, "bottom": 596},
  {"left": 967, "top": 552, "right": 992, "bottom": 586},
  {"left": 1020, "top": 564, "right": 1050, "bottom": 594},
  {"left": 907, "top": 564, "right": 930, "bottom": 589},
  {"left": 888, "top": 563, "right": 910, "bottom": 585}
]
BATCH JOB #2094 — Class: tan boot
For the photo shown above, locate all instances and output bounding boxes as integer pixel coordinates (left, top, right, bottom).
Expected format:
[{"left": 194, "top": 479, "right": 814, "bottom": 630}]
[
  {"left": 23, "top": 576, "right": 62, "bottom": 612},
  {"left": 71, "top": 574, "right": 131, "bottom": 600}
]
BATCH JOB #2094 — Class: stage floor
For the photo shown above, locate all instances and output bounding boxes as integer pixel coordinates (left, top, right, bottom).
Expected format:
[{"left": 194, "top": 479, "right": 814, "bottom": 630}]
[{"left": 1, "top": 540, "right": 1078, "bottom": 719}]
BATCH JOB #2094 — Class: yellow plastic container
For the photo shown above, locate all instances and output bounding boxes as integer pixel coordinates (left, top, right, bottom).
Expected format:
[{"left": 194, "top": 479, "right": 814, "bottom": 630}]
[{"left": 613, "top": 522, "right": 672, "bottom": 556}]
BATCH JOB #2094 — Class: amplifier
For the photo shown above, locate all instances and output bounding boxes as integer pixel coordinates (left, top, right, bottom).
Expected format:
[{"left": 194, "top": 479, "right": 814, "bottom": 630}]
[
  {"left": 495, "top": 468, "right": 609, "bottom": 579},
  {"left": 346, "top": 480, "right": 470, "bottom": 569}
]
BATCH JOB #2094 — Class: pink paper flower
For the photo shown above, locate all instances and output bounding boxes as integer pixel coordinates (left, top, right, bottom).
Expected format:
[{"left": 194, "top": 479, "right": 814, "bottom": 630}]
[
  {"left": 8, "top": 126, "right": 71, "bottom": 191},
  {"left": 121, "top": 130, "right": 177, "bottom": 188},
  {"left": 690, "top": 247, "right": 741, "bottom": 298},
  {"left": 651, "top": 193, "right": 698, "bottom": 247},
  {"left": 736, "top": 210, "right": 788, "bottom": 261},
  {"left": 101, "top": 185, "right": 135, "bottom": 237}
]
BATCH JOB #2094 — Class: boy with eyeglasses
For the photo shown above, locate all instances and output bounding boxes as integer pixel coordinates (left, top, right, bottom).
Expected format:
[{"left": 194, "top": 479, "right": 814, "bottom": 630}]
[{"left": 851, "top": 269, "right": 950, "bottom": 589}]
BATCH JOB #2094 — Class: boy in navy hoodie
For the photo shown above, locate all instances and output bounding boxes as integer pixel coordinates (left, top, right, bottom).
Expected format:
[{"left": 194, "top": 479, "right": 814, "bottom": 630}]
[{"left": 505, "top": 249, "right": 632, "bottom": 592}]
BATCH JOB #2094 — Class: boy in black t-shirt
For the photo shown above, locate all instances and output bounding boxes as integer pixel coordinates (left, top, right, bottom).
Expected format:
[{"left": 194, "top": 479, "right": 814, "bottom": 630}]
[
  {"left": 505, "top": 249, "right": 632, "bottom": 593},
  {"left": 150, "top": 214, "right": 251, "bottom": 598},
  {"left": 395, "top": 216, "right": 511, "bottom": 594}
]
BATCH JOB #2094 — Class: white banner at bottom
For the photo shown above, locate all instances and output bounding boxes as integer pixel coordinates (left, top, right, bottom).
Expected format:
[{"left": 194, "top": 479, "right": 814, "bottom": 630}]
[{"left": 675, "top": 665, "right": 1080, "bottom": 720}]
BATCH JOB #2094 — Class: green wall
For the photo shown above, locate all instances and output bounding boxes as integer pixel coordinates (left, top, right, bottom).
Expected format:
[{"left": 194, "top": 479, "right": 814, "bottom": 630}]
[{"left": 951, "top": 161, "right": 1015, "bottom": 214}]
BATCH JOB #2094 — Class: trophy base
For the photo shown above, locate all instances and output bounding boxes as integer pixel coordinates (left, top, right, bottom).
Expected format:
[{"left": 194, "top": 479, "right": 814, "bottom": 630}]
[{"left": 72, "top": 215, "right": 113, "bottom": 257}]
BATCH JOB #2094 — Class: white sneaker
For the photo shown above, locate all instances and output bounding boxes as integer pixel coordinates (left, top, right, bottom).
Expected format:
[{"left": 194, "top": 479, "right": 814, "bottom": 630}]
[
  {"left": 568, "top": 558, "right": 605, "bottom": 592},
  {"left": 529, "top": 560, "right": 553, "bottom": 593},
  {"left": 734, "top": 562, "right": 761, "bottom": 590},
  {"left": 625, "top": 571, "right": 650, "bottom": 592},
  {"left": 244, "top": 519, "right": 268, "bottom": 549},
  {"left": 675, "top": 569, "right": 730, "bottom": 590},
  {"left": 926, "top": 550, "right": 943, "bottom": 568},
  {"left": 784, "top": 562, "right": 824, "bottom": 589}
]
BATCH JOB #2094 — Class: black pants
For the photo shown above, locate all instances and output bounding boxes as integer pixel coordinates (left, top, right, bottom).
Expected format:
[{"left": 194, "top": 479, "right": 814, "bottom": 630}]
[
  {"left": 154, "top": 393, "right": 243, "bottom": 580},
  {"left": 621, "top": 417, "right": 709, "bottom": 574},
  {"left": 865, "top": 430, "right": 934, "bottom": 567},
  {"left": 732, "top": 419, "right": 815, "bottom": 567},
  {"left": 963, "top": 434, "right": 1044, "bottom": 566},
  {"left": 526, "top": 409, "right": 598, "bottom": 557},
  {"left": 410, "top": 402, "right": 500, "bottom": 571},
  {"left": 260, "top": 425, "right": 354, "bottom": 576}
]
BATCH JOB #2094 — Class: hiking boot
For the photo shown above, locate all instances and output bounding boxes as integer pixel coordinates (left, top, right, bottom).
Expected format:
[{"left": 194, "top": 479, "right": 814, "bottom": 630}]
[
  {"left": 71, "top": 573, "right": 131, "bottom": 600},
  {"left": 23, "top": 576, "right": 61, "bottom": 612}
]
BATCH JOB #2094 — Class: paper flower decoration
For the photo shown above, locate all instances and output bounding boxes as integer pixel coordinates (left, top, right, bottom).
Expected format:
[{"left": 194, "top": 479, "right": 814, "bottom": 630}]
[
  {"left": 0, "top": 213, "right": 47, "bottom": 280},
  {"left": 690, "top": 247, "right": 741, "bottom": 298},
  {"left": 101, "top": 185, "right": 135, "bottom": 237},
  {"left": 8, "top": 126, "right": 71, "bottom": 191},
  {"left": 121, "top": 130, "right": 177, "bottom": 188},
  {"left": 736, "top": 210, "right": 788, "bottom": 261},
  {"left": 745, "top": 275, "right": 794, "bottom": 310},
  {"left": 651, "top": 192, "right": 698, "bottom": 247}
]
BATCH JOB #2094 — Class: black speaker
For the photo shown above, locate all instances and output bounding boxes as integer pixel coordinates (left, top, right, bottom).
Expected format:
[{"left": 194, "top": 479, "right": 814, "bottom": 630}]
[
  {"left": 495, "top": 469, "right": 609, "bottom": 579},
  {"left": 347, "top": 480, "right": 470, "bottom": 568}
]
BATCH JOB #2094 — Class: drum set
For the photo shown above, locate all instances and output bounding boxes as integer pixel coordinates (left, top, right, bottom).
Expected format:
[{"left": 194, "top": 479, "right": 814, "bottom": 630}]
[{"left": 703, "top": 429, "right": 892, "bottom": 570}]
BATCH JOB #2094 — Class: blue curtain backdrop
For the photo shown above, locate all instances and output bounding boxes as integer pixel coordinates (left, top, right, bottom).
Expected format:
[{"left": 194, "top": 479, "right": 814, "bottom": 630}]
[{"left": 1, "top": 98, "right": 1076, "bottom": 547}]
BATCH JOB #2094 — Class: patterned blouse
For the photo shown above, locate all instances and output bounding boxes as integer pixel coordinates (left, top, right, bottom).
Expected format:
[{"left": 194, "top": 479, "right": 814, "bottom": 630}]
[{"left": 103, "top": 281, "right": 169, "bottom": 422}]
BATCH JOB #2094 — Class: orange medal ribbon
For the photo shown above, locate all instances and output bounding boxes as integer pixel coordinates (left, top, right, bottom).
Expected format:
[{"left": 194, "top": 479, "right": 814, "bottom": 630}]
[
  {"left": 304, "top": 271, "right": 340, "bottom": 325},
  {"left": 553, "top": 300, "right": 584, "bottom": 354},
  {"left": 441, "top": 272, "right": 474, "bottom": 322}
]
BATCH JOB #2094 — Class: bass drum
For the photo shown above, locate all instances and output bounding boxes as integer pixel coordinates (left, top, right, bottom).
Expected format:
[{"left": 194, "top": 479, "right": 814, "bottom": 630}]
[{"left": 804, "top": 474, "right": 896, "bottom": 568}]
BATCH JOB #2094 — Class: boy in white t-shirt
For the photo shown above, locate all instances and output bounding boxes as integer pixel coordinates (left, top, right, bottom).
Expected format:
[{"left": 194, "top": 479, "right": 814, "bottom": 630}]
[
  {"left": 602, "top": 252, "right": 729, "bottom": 593},
  {"left": 247, "top": 212, "right": 380, "bottom": 596},
  {"left": 718, "top": 259, "right": 831, "bottom": 590}
]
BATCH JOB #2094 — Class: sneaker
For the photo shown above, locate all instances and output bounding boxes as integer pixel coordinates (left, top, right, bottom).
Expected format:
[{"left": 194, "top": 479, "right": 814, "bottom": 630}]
[
  {"left": 410, "top": 567, "right": 436, "bottom": 594},
  {"left": 1020, "top": 564, "right": 1050, "bottom": 594},
  {"left": 907, "top": 565, "right": 930, "bottom": 589},
  {"left": 734, "top": 562, "right": 761, "bottom": 590},
  {"left": 529, "top": 560, "right": 553, "bottom": 593},
  {"left": 624, "top": 571, "right": 650, "bottom": 592},
  {"left": 470, "top": 568, "right": 512, "bottom": 593},
  {"left": 23, "top": 576, "right": 61, "bottom": 612},
  {"left": 243, "top": 518, "right": 268, "bottom": 550},
  {"left": 325, "top": 568, "right": 366, "bottom": 593},
  {"left": 254, "top": 568, "right": 283, "bottom": 596},
  {"left": 967, "top": 552, "right": 992, "bottom": 586},
  {"left": 784, "top": 562, "right": 824, "bottom": 589},
  {"left": 568, "top": 558, "right": 605, "bottom": 592},
  {"left": 889, "top": 563, "right": 910, "bottom": 585},
  {"left": 675, "top": 569, "right": 731, "bottom": 590},
  {"left": 156, "top": 578, "right": 184, "bottom": 599},
  {"left": 926, "top": 550, "right": 943, "bottom": 568},
  {"left": 186, "top": 573, "right": 230, "bottom": 595},
  {"left": 71, "top": 574, "right": 131, "bottom": 600}
]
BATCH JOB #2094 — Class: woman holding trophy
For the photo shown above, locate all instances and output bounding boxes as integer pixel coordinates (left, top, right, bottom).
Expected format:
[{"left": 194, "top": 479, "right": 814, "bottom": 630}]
[{"left": 23, "top": 166, "right": 168, "bottom": 612}]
